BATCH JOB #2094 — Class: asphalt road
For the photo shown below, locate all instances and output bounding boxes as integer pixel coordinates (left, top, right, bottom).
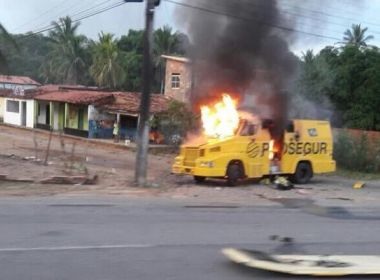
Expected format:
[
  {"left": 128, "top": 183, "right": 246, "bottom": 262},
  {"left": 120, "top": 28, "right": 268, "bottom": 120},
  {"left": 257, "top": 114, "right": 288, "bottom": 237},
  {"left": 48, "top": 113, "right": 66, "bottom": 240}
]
[{"left": 0, "top": 196, "right": 380, "bottom": 280}]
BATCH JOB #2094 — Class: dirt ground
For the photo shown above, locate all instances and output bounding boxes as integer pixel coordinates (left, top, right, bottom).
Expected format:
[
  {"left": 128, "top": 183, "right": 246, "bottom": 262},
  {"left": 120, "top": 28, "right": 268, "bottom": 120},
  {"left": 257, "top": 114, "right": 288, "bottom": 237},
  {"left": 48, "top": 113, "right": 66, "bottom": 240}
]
[{"left": 0, "top": 125, "right": 379, "bottom": 206}]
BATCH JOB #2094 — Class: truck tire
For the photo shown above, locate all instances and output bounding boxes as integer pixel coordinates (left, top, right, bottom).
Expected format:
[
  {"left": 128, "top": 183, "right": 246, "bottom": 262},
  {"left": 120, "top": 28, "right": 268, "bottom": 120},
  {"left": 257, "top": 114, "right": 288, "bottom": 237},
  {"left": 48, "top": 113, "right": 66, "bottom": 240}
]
[
  {"left": 227, "top": 163, "right": 243, "bottom": 186},
  {"left": 291, "top": 162, "right": 313, "bottom": 184},
  {"left": 194, "top": 176, "right": 206, "bottom": 183}
]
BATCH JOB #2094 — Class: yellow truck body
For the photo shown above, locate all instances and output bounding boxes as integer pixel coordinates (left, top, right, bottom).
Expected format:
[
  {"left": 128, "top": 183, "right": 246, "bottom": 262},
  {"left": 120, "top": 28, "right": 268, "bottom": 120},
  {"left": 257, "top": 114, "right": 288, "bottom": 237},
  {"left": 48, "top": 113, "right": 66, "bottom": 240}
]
[{"left": 172, "top": 119, "right": 336, "bottom": 185}]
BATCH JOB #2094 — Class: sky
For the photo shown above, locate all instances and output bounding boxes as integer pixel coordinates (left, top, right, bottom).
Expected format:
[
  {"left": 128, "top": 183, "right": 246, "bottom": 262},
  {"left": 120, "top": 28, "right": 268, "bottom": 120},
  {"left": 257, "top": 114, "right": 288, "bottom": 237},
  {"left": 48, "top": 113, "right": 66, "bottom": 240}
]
[{"left": 0, "top": 0, "right": 380, "bottom": 56}]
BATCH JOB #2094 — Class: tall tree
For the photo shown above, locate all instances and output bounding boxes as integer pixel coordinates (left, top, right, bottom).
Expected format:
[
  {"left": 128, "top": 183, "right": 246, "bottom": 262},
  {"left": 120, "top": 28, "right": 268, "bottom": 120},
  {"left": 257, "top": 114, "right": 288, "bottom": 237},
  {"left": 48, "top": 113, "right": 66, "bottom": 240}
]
[
  {"left": 118, "top": 30, "right": 144, "bottom": 54},
  {"left": 90, "top": 32, "right": 125, "bottom": 89},
  {"left": 0, "top": 22, "right": 17, "bottom": 73},
  {"left": 118, "top": 30, "right": 144, "bottom": 91},
  {"left": 301, "top": 49, "right": 314, "bottom": 64},
  {"left": 41, "top": 16, "right": 88, "bottom": 84},
  {"left": 153, "top": 25, "right": 187, "bottom": 92},
  {"left": 343, "top": 24, "right": 374, "bottom": 48},
  {"left": 1, "top": 33, "right": 49, "bottom": 81}
]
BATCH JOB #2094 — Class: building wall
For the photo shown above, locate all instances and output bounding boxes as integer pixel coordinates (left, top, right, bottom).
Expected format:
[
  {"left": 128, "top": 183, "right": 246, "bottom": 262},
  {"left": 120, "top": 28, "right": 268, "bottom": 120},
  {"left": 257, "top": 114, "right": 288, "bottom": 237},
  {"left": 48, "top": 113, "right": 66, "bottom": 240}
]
[
  {"left": 164, "top": 59, "right": 192, "bottom": 103},
  {"left": 4, "top": 99, "right": 20, "bottom": 126},
  {"left": 66, "top": 104, "right": 89, "bottom": 131},
  {"left": 0, "top": 83, "right": 38, "bottom": 90},
  {"left": 3, "top": 98, "right": 34, "bottom": 128},
  {"left": 67, "top": 104, "right": 79, "bottom": 129},
  {"left": 53, "top": 103, "right": 59, "bottom": 130},
  {"left": 0, "top": 97, "right": 5, "bottom": 120},
  {"left": 26, "top": 100, "right": 34, "bottom": 128},
  {"left": 37, "top": 101, "right": 49, "bottom": 124}
]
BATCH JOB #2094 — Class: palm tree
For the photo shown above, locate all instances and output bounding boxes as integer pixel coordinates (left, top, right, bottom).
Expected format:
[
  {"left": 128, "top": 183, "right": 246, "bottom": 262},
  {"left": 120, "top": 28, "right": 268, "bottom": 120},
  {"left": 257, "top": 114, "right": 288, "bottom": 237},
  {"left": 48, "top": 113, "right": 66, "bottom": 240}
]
[
  {"left": 342, "top": 24, "right": 374, "bottom": 48},
  {"left": 90, "top": 32, "right": 125, "bottom": 88},
  {"left": 153, "top": 25, "right": 183, "bottom": 92},
  {"left": 41, "top": 17, "right": 87, "bottom": 84},
  {"left": 0, "top": 22, "right": 17, "bottom": 73},
  {"left": 301, "top": 49, "right": 314, "bottom": 64}
]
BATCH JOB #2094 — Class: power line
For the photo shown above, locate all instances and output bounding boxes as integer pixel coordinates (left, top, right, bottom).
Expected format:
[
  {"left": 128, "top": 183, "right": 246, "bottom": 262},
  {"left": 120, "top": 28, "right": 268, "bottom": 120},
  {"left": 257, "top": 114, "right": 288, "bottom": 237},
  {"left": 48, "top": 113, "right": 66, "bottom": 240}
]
[
  {"left": 21, "top": 1, "right": 127, "bottom": 39},
  {"left": 26, "top": 0, "right": 95, "bottom": 33},
  {"left": 163, "top": 0, "right": 341, "bottom": 41},
  {"left": 195, "top": 0, "right": 346, "bottom": 37},
  {"left": 279, "top": 0, "right": 380, "bottom": 29},
  {"left": 29, "top": 0, "right": 117, "bottom": 35},
  {"left": 219, "top": 0, "right": 380, "bottom": 36},
  {"left": 71, "top": 0, "right": 115, "bottom": 19},
  {"left": 13, "top": 0, "right": 71, "bottom": 32}
]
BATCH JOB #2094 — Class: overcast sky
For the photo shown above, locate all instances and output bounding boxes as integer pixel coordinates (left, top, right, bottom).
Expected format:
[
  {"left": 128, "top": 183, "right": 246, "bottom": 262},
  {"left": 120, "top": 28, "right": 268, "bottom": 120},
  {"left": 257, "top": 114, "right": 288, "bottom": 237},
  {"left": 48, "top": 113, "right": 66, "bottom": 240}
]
[{"left": 0, "top": 0, "right": 379, "bottom": 55}]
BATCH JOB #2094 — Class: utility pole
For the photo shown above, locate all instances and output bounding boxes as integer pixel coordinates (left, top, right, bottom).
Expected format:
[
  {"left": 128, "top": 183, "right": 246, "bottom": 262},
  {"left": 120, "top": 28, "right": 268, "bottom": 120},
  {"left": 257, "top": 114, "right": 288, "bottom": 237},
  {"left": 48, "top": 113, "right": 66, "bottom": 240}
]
[{"left": 132, "top": 0, "right": 157, "bottom": 186}]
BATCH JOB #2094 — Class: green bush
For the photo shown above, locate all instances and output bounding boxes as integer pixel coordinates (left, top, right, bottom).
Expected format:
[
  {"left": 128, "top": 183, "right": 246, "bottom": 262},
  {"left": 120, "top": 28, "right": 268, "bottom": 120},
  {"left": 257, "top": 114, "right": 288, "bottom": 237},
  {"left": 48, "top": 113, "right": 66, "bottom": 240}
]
[
  {"left": 154, "top": 100, "right": 198, "bottom": 145},
  {"left": 334, "top": 131, "right": 380, "bottom": 173}
]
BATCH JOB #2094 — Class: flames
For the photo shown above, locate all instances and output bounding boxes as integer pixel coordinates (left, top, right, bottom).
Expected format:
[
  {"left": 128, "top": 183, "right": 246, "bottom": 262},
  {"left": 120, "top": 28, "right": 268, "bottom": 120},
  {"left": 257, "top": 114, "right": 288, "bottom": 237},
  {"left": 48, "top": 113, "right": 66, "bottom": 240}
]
[
  {"left": 199, "top": 93, "right": 280, "bottom": 161},
  {"left": 201, "top": 94, "right": 239, "bottom": 138}
]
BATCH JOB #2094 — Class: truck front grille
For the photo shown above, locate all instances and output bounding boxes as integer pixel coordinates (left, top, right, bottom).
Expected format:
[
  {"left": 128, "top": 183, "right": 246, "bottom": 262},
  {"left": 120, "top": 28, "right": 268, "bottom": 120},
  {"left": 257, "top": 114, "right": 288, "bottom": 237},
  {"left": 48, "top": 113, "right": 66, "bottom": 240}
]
[{"left": 184, "top": 148, "right": 199, "bottom": 167}]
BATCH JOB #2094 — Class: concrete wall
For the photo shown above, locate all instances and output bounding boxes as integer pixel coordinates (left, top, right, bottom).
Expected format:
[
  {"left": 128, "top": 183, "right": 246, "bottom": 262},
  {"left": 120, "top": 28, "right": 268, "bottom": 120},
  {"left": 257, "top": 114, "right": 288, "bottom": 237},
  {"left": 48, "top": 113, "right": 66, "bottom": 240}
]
[
  {"left": 0, "top": 83, "right": 38, "bottom": 90},
  {"left": 0, "top": 97, "right": 4, "bottom": 120},
  {"left": 3, "top": 99, "right": 20, "bottom": 126},
  {"left": 53, "top": 103, "right": 59, "bottom": 130},
  {"left": 67, "top": 104, "right": 79, "bottom": 129},
  {"left": 164, "top": 59, "right": 192, "bottom": 103},
  {"left": 66, "top": 104, "right": 89, "bottom": 131},
  {"left": 26, "top": 100, "right": 34, "bottom": 128},
  {"left": 88, "top": 105, "right": 114, "bottom": 121},
  {"left": 37, "top": 101, "right": 49, "bottom": 124},
  {"left": 3, "top": 98, "right": 34, "bottom": 128}
]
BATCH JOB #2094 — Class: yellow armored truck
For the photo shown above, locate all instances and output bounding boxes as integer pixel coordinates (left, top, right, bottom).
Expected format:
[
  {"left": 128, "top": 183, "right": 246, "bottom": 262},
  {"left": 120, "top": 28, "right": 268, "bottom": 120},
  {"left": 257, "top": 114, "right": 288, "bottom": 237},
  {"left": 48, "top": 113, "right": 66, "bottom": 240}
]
[{"left": 172, "top": 119, "right": 336, "bottom": 185}]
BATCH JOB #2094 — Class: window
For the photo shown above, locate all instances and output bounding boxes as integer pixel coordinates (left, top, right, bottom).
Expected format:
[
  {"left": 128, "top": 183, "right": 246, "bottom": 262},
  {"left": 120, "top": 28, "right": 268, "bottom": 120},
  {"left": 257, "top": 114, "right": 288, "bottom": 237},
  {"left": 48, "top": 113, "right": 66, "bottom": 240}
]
[
  {"left": 240, "top": 123, "right": 257, "bottom": 136},
  {"left": 171, "top": 73, "right": 181, "bottom": 89},
  {"left": 6, "top": 100, "right": 19, "bottom": 113}
]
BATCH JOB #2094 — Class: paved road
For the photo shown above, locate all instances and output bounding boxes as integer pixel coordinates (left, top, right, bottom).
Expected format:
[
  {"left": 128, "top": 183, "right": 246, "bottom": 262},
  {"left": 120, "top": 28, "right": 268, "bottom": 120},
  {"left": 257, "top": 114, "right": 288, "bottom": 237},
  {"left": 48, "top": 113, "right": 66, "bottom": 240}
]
[{"left": 0, "top": 196, "right": 380, "bottom": 280}]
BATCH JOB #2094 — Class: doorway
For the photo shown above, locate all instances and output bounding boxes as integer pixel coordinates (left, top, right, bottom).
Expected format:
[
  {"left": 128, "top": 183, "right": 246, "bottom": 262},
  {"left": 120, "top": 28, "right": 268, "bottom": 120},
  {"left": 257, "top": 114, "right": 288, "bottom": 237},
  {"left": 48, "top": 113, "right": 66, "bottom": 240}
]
[
  {"left": 46, "top": 103, "right": 50, "bottom": 126},
  {"left": 21, "top": 101, "right": 27, "bottom": 126}
]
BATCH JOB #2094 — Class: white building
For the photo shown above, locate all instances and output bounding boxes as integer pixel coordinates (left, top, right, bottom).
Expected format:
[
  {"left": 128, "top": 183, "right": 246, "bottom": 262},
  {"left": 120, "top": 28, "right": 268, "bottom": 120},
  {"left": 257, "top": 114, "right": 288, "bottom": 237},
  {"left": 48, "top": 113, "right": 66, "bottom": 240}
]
[
  {"left": 0, "top": 75, "right": 40, "bottom": 123},
  {"left": 3, "top": 96, "right": 35, "bottom": 128}
]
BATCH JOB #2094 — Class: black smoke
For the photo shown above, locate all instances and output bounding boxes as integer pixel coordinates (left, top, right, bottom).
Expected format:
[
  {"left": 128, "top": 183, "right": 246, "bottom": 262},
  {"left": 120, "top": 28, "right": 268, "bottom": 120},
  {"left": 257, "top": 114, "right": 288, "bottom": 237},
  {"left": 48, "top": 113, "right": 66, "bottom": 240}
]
[{"left": 176, "top": 0, "right": 299, "bottom": 139}]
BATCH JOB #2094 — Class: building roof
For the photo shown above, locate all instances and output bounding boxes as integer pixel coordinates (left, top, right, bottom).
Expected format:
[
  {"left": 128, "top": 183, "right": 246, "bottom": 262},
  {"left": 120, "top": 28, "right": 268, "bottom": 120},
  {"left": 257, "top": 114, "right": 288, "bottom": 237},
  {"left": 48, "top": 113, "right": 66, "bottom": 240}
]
[
  {"left": 35, "top": 89, "right": 114, "bottom": 105},
  {"left": 25, "top": 85, "right": 171, "bottom": 114},
  {"left": 100, "top": 92, "right": 171, "bottom": 115},
  {"left": 0, "top": 88, "right": 43, "bottom": 99},
  {"left": 0, "top": 75, "right": 40, "bottom": 86},
  {"left": 161, "top": 55, "right": 191, "bottom": 63}
]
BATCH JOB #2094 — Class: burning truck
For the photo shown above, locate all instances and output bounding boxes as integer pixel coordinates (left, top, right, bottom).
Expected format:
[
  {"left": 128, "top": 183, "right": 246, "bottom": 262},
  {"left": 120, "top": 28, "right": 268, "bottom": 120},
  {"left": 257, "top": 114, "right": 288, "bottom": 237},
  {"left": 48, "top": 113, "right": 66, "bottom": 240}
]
[{"left": 172, "top": 94, "right": 336, "bottom": 186}]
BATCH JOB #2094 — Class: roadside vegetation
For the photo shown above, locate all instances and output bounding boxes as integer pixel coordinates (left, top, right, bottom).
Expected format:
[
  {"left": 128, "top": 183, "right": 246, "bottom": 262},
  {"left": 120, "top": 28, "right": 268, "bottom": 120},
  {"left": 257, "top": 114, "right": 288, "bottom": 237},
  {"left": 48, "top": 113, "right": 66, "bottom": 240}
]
[
  {"left": 334, "top": 131, "right": 380, "bottom": 174},
  {"left": 0, "top": 17, "right": 187, "bottom": 92},
  {"left": 297, "top": 24, "right": 380, "bottom": 131}
]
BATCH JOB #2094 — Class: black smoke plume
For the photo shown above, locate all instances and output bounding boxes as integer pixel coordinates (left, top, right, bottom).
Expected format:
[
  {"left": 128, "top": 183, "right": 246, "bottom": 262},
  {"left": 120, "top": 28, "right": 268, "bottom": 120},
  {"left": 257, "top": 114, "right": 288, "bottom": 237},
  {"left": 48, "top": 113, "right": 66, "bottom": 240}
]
[{"left": 176, "top": 0, "right": 299, "bottom": 140}]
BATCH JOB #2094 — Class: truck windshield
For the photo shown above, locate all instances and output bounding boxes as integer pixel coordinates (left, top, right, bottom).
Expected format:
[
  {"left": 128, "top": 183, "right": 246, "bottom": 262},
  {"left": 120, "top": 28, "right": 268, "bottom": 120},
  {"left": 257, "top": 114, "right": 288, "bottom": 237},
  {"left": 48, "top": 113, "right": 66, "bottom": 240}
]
[{"left": 237, "top": 120, "right": 258, "bottom": 136}]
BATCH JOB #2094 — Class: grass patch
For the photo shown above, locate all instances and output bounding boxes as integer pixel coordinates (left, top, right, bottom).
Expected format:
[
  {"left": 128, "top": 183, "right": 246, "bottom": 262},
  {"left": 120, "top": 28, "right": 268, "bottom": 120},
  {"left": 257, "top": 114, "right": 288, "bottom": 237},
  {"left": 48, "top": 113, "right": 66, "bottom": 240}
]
[{"left": 332, "top": 168, "right": 380, "bottom": 180}]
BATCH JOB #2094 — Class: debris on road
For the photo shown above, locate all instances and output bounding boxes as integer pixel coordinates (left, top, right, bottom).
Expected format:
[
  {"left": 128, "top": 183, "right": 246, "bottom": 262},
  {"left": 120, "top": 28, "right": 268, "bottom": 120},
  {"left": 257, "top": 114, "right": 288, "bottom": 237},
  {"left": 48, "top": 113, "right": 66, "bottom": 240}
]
[
  {"left": 353, "top": 181, "right": 365, "bottom": 189},
  {"left": 274, "top": 176, "right": 294, "bottom": 190},
  {"left": 222, "top": 247, "right": 380, "bottom": 276}
]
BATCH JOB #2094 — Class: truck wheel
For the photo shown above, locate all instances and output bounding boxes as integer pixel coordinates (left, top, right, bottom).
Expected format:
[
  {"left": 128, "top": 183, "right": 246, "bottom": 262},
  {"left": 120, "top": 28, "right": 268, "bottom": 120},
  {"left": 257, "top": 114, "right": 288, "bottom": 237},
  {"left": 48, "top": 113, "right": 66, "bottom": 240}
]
[
  {"left": 194, "top": 176, "right": 206, "bottom": 183},
  {"left": 227, "top": 164, "right": 243, "bottom": 186},
  {"left": 291, "top": 162, "right": 313, "bottom": 184}
]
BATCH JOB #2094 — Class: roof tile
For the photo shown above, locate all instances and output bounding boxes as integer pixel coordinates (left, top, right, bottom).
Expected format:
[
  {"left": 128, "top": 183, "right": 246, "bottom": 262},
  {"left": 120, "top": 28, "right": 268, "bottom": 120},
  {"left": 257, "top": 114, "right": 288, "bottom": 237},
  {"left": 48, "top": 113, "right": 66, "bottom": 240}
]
[{"left": 0, "top": 75, "right": 40, "bottom": 86}]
